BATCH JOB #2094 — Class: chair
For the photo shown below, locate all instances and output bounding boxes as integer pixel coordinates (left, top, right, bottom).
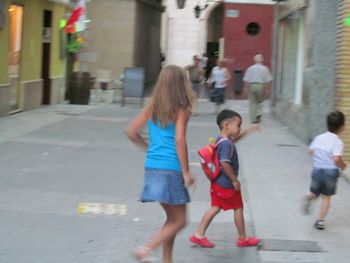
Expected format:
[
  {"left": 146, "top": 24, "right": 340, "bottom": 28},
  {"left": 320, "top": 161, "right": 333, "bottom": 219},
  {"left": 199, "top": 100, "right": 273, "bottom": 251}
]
[{"left": 95, "top": 69, "right": 112, "bottom": 103}]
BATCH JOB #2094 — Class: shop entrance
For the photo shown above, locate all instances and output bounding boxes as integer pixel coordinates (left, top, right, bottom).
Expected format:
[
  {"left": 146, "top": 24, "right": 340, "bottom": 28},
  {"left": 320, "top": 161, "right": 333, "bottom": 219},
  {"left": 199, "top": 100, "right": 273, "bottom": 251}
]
[{"left": 8, "top": 4, "right": 23, "bottom": 111}]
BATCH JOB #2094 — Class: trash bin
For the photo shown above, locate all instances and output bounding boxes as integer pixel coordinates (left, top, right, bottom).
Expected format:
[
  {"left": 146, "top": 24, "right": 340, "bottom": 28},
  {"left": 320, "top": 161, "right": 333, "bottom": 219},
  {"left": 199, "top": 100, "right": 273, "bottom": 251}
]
[
  {"left": 121, "top": 68, "right": 145, "bottom": 107},
  {"left": 233, "top": 69, "right": 244, "bottom": 93},
  {"left": 68, "top": 72, "right": 92, "bottom": 104}
]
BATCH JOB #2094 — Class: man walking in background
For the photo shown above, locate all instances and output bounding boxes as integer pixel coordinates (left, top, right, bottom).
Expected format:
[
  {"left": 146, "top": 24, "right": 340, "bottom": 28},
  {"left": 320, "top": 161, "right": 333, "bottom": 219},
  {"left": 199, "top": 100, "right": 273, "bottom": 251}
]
[
  {"left": 185, "top": 55, "right": 205, "bottom": 115},
  {"left": 243, "top": 54, "right": 272, "bottom": 124},
  {"left": 186, "top": 55, "right": 205, "bottom": 98}
]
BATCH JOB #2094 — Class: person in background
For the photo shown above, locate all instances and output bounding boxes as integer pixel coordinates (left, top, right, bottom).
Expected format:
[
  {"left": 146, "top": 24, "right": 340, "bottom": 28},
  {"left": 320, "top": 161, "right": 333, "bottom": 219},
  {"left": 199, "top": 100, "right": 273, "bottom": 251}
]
[
  {"left": 185, "top": 55, "right": 205, "bottom": 115},
  {"left": 200, "top": 53, "right": 208, "bottom": 72},
  {"left": 243, "top": 54, "right": 272, "bottom": 124},
  {"left": 208, "top": 59, "right": 231, "bottom": 115}
]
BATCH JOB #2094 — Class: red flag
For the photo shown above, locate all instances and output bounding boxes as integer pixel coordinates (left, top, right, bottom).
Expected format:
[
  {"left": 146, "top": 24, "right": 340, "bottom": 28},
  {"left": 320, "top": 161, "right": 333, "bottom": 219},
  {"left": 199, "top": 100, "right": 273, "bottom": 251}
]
[{"left": 65, "top": 1, "right": 85, "bottom": 33}]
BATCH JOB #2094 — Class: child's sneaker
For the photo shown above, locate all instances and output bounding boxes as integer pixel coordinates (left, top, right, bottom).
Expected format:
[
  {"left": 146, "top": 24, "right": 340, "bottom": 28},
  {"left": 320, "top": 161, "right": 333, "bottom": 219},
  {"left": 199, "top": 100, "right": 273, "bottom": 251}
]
[
  {"left": 189, "top": 234, "right": 215, "bottom": 248},
  {"left": 236, "top": 237, "right": 260, "bottom": 247},
  {"left": 314, "top": 219, "right": 325, "bottom": 230}
]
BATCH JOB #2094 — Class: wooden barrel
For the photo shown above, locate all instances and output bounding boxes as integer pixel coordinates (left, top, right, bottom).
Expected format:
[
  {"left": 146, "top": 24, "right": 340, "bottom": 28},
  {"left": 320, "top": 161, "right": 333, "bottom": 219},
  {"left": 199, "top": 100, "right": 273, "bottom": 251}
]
[{"left": 68, "top": 72, "right": 91, "bottom": 104}]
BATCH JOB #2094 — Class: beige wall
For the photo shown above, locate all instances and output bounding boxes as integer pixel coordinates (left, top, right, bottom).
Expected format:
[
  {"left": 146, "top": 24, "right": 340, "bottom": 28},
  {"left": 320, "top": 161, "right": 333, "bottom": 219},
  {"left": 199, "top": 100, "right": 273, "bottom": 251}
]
[
  {"left": 82, "top": 0, "right": 136, "bottom": 79},
  {"left": 279, "top": 0, "right": 307, "bottom": 18},
  {"left": 207, "top": 4, "right": 224, "bottom": 42},
  {"left": 336, "top": 0, "right": 350, "bottom": 161},
  {"left": 134, "top": 0, "right": 163, "bottom": 88}
]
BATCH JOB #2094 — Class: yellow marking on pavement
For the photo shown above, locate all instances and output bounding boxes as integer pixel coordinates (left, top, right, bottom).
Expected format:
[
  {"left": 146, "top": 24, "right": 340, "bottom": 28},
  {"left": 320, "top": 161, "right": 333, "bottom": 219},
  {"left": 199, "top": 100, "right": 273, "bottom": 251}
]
[{"left": 77, "top": 203, "right": 127, "bottom": 215}]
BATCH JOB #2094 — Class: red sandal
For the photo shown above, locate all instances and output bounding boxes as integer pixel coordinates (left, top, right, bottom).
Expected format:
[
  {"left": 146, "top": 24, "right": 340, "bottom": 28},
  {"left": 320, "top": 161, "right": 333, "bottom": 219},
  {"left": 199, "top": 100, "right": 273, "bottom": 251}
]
[
  {"left": 189, "top": 234, "right": 215, "bottom": 248},
  {"left": 236, "top": 237, "right": 260, "bottom": 247}
]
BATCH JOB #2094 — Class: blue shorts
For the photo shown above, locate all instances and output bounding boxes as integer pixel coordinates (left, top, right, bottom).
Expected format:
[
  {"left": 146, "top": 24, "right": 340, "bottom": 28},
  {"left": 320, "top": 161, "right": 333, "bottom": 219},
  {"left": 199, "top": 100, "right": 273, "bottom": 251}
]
[
  {"left": 310, "top": 168, "right": 339, "bottom": 196},
  {"left": 141, "top": 168, "right": 190, "bottom": 205},
  {"left": 210, "top": 88, "right": 225, "bottom": 105}
]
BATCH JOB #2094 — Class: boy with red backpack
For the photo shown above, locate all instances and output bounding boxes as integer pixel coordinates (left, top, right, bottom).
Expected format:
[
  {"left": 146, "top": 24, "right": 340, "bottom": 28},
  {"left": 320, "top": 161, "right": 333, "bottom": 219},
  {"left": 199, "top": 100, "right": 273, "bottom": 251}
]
[{"left": 190, "top": 109, "right": 260, "bottom": 248}]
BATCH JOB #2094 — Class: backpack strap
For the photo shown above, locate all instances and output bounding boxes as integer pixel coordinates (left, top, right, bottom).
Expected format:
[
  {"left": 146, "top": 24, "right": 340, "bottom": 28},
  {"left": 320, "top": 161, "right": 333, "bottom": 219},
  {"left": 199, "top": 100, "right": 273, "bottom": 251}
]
[
  {"left": 215, "top": 137, "right": 227, "bottom": 147},
  {"left": 215, "top": 137, "right": 234, "bottom": 159}
]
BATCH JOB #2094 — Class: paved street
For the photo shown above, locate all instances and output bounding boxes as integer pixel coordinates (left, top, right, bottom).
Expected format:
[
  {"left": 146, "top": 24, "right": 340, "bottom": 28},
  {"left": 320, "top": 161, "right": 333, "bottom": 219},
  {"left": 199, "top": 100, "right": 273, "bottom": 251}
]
[{"left": 1, "top": 99, "right": 350, "bottom": 263}]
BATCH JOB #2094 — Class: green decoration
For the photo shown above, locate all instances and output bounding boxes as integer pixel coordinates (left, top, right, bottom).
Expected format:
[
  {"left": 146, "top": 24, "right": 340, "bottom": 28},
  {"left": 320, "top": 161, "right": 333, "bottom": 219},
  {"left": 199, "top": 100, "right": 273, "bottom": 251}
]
[
  {"left": 60, "top": 19, "right": 67, "bottom": 29},
  {"left": 345, "top": 15, "right": 350, "bottom": 27},
  {"left": 67, "top": 37, "right": 81, "bottom": 54}
]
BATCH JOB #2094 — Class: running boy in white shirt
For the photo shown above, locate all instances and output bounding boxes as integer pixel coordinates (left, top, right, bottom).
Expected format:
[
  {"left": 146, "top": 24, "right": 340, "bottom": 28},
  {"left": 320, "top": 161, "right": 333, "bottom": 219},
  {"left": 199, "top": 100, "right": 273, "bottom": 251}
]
[{"left": 303, "top": 111, "right": 347, "bottom": 230}]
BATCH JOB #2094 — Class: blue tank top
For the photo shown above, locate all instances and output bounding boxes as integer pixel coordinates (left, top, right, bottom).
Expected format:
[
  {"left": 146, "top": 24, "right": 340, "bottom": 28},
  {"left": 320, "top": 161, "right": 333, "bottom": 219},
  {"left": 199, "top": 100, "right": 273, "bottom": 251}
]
[{"left": 145, "top": 119, "right": 181, "bottom": 171}]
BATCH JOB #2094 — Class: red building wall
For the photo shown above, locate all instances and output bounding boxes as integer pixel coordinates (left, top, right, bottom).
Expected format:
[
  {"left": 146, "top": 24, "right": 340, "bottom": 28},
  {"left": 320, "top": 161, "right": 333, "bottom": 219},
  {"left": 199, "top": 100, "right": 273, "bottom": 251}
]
[{"left": 223, "top": 4, "right": 274, "bottom": 98}]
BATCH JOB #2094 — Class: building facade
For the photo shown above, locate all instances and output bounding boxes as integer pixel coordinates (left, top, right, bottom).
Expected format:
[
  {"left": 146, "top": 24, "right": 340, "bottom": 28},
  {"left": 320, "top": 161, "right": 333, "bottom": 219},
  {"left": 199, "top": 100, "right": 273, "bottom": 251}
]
[
  {"left": 163, "top": 0, "right": 273, "bottom": 97},
  {"left": 272, "top": 0, "right": 350, "bottom": 161},
  {"left": 82, "top": 0, "right": 164, "bottom": 89},
  {"left": 0, "top": 0, "right": 71, "bottom": 116}
]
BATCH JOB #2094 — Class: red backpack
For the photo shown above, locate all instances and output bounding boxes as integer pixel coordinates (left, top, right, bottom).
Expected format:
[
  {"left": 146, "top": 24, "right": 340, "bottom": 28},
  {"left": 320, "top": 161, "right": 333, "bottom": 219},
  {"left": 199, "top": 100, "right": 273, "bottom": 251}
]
[{"left": 198, "top": 137, "right": 227, "bottom": 181}]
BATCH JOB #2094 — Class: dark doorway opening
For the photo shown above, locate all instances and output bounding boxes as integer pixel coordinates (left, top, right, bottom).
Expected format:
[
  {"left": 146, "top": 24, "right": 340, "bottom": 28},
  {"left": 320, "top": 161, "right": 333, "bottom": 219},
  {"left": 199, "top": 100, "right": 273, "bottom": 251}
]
[
  {"left": 205, "top": 42, "right": 219, "bottom": 79},
  {"left": 42, "top": 10, "right": 52, "bottom": 105}
]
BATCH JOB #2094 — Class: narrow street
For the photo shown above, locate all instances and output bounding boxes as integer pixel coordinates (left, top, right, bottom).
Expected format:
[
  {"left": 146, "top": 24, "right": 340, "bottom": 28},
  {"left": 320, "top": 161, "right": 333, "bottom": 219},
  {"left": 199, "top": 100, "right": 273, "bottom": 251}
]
[{"left": 0, "top": 99, "right": 350, "bottom": 263}]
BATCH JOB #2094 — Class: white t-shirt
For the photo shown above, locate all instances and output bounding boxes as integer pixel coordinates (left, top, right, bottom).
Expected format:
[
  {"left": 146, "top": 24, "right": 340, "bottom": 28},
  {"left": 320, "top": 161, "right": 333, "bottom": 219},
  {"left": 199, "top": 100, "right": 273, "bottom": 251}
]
[
  {"left": 309, "top": 132, "right": 344, "bottom": 169},
  {"left": 243, "top": 63, "right": 273, "bottom": 83},
  {"left": 212, "top": 66, "right": 227, "bottom": 88}
]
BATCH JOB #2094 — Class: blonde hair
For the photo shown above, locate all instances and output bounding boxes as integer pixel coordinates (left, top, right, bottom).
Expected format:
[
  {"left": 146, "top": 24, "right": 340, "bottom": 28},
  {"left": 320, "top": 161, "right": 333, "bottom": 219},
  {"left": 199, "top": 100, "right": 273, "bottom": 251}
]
[{"left": 148, "top": 65, "right": 195, "bottom": 126}]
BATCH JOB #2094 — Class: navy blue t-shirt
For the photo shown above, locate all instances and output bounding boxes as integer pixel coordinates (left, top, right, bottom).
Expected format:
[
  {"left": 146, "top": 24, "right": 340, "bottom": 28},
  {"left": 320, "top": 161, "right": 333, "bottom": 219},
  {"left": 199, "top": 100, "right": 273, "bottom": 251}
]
[{"left": 214, "top": 136, "right": 239, "bottom": 189}]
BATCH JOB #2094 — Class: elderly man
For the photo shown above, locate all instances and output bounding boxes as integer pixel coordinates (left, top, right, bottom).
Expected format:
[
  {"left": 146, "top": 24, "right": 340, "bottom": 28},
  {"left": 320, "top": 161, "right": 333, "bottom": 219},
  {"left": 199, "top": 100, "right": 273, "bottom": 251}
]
[
  {"left": 185, "top": 55, "right": 205, "bottom": 98},
  {"left": 243, "top": 54, "right": 272, "bottom": 123}
]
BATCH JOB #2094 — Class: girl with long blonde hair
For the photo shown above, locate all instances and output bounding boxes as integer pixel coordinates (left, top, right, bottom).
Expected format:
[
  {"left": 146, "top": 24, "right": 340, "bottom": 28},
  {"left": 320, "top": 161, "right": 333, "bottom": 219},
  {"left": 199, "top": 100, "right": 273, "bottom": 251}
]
[{"left": 127, "top": 65, "right": 195, "bottom": 263}]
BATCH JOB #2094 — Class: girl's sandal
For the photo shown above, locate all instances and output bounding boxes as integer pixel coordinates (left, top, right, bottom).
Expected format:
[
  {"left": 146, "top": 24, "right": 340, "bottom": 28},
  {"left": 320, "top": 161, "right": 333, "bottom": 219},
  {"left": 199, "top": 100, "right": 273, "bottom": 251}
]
[{"left": 132, "top": 246, "right": 157, "bottom": 263}]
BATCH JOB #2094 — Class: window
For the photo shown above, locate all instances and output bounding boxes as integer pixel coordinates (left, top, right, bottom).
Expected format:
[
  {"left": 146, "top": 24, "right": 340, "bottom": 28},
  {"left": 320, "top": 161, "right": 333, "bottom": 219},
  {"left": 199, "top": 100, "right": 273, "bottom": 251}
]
[{"left": 246, "top": 22, "right": 260, "bottom": 36}]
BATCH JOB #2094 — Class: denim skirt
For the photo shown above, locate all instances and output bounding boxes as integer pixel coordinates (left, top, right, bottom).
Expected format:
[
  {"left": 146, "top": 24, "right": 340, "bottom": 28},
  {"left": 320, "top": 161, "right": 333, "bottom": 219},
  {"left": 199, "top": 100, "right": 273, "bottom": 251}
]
[{"left": 141, "top": 168, "right": 190, "bottom": 205}]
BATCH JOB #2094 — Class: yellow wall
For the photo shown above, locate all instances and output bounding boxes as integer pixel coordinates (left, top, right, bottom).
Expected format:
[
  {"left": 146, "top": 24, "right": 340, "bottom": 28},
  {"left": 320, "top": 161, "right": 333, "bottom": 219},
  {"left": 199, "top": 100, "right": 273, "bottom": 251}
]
[
  {"left": 20, "top": 0, "right": 44, "bottom": 82},
  {"left": 1, "top": 0, "right": 68, "bottom": 108},
  {"left": 50, "top": 3, "right": 67, "bottom": 77},
  {"left": 1, "top": 0, "right": 75, "bottom": 111},
  {"left": 20, "top": 0, "right": 67, "bottom": 80}
]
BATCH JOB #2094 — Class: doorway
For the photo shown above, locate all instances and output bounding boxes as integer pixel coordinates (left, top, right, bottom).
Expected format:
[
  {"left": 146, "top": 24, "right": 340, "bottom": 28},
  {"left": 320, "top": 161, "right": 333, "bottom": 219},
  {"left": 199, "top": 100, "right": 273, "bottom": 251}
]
[
  {"left": 42, "top": 10, "right": 52, "bottom": 105},
  {"left": 8, "top": 4, "right": 23, "bottom": 111},
  {"left": 205, "top": 3, "right": 224, "bottom": 79}
]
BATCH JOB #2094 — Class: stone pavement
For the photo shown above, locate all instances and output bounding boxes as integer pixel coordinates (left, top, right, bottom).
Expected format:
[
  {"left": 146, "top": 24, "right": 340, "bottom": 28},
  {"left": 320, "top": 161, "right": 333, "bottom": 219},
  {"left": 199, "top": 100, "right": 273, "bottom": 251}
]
[{"left": 0, "top": 99, "right": 350, "bottom": 263}]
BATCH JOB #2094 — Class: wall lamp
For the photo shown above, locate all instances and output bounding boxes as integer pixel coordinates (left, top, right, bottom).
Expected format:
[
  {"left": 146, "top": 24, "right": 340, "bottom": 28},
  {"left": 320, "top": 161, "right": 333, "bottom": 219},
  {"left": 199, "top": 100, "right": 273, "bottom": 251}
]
[
  {"left": 194, "top": 0, "right": 214, "bottom": 19},
  {"left": 177, "top": 0, "right": 186, "bottom": 9}
]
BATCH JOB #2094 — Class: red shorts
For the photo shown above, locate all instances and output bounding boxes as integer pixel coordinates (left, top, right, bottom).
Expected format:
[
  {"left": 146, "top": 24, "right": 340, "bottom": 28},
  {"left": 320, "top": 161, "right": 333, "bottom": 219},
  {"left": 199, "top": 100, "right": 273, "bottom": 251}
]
[{"left": 210, "top": 183, "right": 243, "bottom": 211}]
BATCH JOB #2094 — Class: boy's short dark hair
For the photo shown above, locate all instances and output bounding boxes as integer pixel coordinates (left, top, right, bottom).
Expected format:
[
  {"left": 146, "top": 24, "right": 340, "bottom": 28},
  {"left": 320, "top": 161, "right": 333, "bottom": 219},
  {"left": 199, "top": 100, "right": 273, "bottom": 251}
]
[
  {"left": 327, "top": 111, "right": 345, "bottom": 133},
  {"left": 216, "top": 109, "right": 242, "bottom": 129}
]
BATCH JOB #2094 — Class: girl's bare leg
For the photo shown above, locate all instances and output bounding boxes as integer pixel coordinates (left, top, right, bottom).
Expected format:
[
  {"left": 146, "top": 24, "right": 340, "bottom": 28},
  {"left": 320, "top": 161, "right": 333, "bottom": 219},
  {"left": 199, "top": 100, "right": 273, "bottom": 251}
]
[
  {"left": 163, "top": 233, "right": 176, "bottom": 263},
  {"left": 143, "top": 204, "right": 187, "bottom": 263}
]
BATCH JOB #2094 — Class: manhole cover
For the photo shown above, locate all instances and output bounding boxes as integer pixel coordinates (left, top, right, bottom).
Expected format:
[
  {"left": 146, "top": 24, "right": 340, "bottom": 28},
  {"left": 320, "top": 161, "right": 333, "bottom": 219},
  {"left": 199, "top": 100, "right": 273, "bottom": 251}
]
[{"left": 258, "top": 239, "right": 323, "bottom": 253}]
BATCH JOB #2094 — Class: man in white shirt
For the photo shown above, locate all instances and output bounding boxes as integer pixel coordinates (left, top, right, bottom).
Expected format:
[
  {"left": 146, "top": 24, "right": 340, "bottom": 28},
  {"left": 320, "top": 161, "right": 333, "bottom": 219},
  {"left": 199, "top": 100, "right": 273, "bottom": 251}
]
[{"left": 243, "top": 54, "right": 272, "bottom": 123}]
